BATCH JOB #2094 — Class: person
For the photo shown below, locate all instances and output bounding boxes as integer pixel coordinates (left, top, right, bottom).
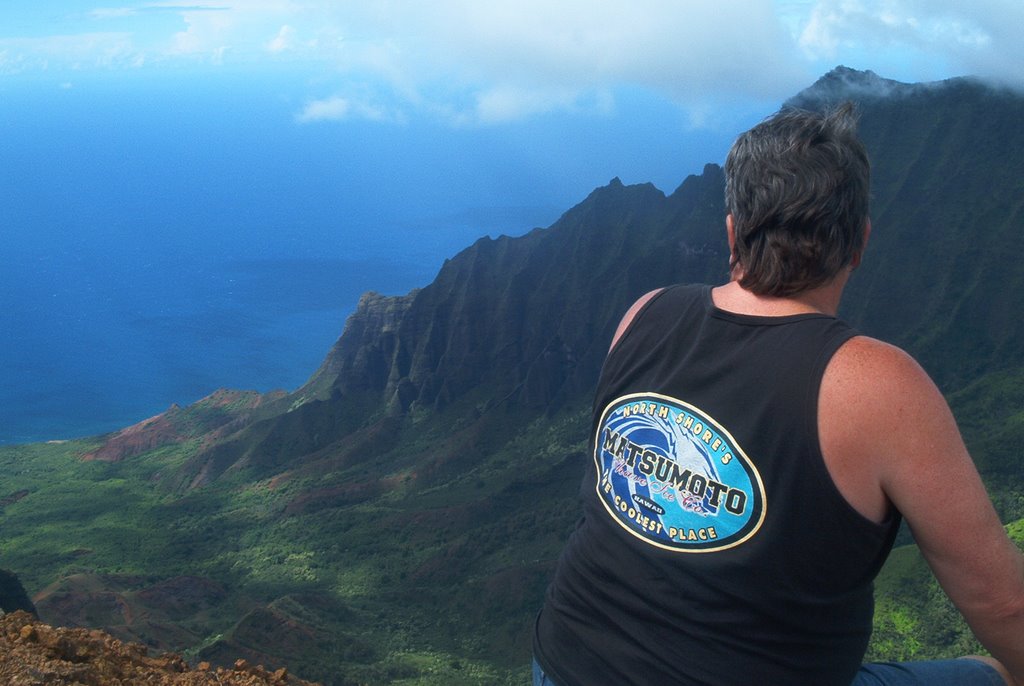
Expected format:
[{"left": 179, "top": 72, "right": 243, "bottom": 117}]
[{"left": 532, "top": 103, "right": 1024, "bottom": 685}]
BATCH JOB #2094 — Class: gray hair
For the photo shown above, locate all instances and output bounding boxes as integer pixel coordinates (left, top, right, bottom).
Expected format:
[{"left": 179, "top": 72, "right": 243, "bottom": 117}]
[{"left": 723, "top": 103, "right": 870, "bottom": 296}]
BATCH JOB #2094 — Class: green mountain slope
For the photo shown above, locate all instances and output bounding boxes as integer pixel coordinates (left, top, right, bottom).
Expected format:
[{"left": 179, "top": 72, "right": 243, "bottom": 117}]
[{"left": 2, "top": 68, "right": 1023, "bottom": 684}]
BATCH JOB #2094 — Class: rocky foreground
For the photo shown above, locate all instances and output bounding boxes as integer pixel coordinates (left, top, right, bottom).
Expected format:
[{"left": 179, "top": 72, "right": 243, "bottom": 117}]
[{"left": 0, "top": 611, "right": 320, "bottom": 686}]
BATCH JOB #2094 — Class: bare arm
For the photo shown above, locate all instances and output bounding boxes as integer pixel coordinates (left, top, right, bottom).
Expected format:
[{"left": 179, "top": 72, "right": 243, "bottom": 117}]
[{"left": 820, "top": 337, "right": 1024, "bottom": 680}]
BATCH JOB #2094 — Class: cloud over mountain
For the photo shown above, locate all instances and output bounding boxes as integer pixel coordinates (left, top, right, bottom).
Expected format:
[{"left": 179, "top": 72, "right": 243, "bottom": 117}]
[{"left": 4, "top": 3, "right": 1023, "bottom": 124}]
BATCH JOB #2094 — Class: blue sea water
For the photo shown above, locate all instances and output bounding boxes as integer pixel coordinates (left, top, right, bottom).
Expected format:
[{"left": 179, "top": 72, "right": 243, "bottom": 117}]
[
  {"left": 0, "top": 251, "right": 434, "bottom": 444},
  {"left": 0, "top": 70, "right": 757, "bottom": 444}
]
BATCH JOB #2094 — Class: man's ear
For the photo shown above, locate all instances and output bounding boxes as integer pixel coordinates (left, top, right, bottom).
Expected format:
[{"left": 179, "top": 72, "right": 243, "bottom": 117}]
[
  {"left": 851, "top": 219, "right": 871, "bottom": 269},
  {"left": 726, "top": 214, "right": 737, "bottom": 260}
]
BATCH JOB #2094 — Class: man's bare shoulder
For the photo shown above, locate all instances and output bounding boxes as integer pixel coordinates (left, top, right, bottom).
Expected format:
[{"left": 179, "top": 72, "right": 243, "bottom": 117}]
[
  {"left": 830, "top": 334, "right": 918, "bottom": 372},
  {"left": 825, "top": 334, "right": 938, "bottom": 407},
  {"left": 824, "top": 334, "right": 956, "bottom": 455},
  {"left": 819, "top": 335, "right": 950, "bottom": 522}
]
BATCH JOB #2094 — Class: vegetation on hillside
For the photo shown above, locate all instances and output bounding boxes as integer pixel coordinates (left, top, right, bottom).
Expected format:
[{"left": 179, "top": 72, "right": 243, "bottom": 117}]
[{"left": 0, "top": 401, "right": 591, "bottom": 684}]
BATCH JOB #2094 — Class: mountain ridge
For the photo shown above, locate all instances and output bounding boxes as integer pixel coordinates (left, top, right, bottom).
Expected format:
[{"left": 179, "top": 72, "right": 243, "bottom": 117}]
[{"left": 786, "top": 65, "right": 921, "bottom": 107}]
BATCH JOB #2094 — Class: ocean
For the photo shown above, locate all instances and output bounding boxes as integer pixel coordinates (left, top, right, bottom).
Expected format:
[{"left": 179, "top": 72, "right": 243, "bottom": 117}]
[{"left": 1, "top": 250, "right": 430, "bottom": 444}]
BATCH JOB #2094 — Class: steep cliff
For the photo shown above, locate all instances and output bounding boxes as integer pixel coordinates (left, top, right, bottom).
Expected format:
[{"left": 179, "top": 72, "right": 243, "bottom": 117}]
[{"left": 299, "top": 171, "right": 727, "bottom": 416}]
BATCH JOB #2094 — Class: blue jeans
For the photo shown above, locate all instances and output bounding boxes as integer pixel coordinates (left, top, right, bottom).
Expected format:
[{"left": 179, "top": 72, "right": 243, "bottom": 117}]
[
  {"left": 532, "top": 657, "right": 1006, "bottom": 685},
  {"left": 853, "top": 660, "right": 1006, "bottom": 685},
  {"left": 532, "top": 657, "right": 559, "bottom": 686}
]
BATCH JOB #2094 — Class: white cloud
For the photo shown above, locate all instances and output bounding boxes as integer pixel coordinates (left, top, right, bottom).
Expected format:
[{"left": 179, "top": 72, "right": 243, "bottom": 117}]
[
  {"left": 473, "top": 86, "right": 581, "bottom": 124},
  {"left": 296, "top": 95, "right": 349, "bottom": 122},
  {"left": 795, "top": 0, "right": 1023, "bottom": 87},
  {"left": 266, "top": 24, "right": 294, "bottom": 53},
  {"left": 91, "top": 8, "right": 138, "bottom": 19},
  {"left": 295, "top": 94, "right": 396, "bottom": 124},
  {"left": 300, "top": 0, "right": 811, "bottom": 126},
  {"left": 0, "top": 33, "right": 144, "bottom": 73},
  {"left": 421, "top": 1, "right": 805, "bottom": 97},
  {"left": 168, "top": 6, "right": 234, "bottom": 56},
  {"left": 8, "top": 1, "right": 1023, "bottom": 121},
  {"left": 0, "top": 49, "right": 18, "bottom": 74}
]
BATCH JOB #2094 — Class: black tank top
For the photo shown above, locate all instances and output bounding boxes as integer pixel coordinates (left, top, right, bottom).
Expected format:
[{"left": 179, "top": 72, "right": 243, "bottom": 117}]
[{"left": 534, "top": 284, "right": 901, "bottom": 686}]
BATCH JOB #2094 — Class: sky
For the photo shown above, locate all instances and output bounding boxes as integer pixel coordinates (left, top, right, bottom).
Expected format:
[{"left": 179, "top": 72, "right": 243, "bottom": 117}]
[
  {"left": 2, "top": 1, "right": 1022, "bottom": 204},
  {"left": 2, "top": 1, "right": 1023, "bottom": 442},
  {"left": 2, "top": 1, "right": 1022, "bottom": 126}
]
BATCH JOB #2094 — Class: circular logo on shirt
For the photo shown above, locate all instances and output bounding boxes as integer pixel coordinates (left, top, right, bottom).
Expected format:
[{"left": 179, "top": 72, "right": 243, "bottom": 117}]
[{"left": 593, "top": 393, "right": 766, "bottom": 552}]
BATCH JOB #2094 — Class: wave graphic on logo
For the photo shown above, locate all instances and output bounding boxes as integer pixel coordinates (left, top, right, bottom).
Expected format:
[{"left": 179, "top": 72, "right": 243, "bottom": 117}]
[{"left": 594, "top": 393, "right": 765, "bottom": 552}]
